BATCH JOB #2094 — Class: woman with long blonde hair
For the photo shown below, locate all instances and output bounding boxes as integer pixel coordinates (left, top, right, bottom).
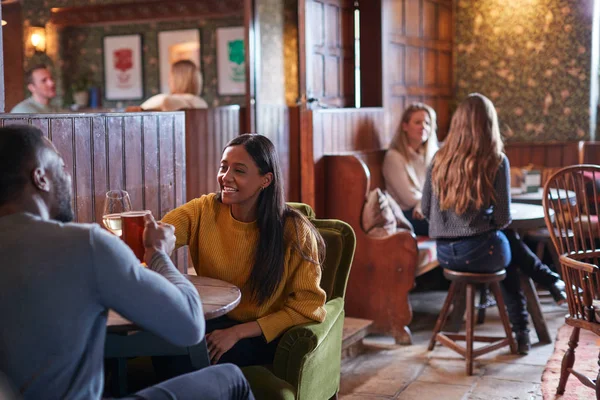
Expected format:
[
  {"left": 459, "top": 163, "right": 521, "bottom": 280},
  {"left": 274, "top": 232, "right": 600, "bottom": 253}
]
[
  {"left": 383, "top": 102, "right": 438, "bottom": 235},
  {"left": 422, "top": 94, "right": 530, "bottom": 353},
  {"left": 140, "top": 59, "right": 208, "bottom": 111}
]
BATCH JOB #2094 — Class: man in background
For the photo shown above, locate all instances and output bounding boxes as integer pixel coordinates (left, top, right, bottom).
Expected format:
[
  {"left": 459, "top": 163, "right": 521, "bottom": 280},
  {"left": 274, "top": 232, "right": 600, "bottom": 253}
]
[{"left": 10, "top": 64, "right": 59, "bottom": 113}]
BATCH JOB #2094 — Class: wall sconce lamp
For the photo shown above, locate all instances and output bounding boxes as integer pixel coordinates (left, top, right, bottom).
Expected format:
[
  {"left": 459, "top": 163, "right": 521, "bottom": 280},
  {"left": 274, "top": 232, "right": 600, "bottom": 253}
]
[
  {"left": 29, "top": 26, "right": 46, "bottom": 53},
  {"left": 1, "top": 20, "right": 7, "bottom": 27}
]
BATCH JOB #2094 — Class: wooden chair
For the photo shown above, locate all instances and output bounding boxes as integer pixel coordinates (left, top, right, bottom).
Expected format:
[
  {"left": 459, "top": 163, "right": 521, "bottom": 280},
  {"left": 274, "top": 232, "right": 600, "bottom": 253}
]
[{"left": 543, "top": 165, "right": 600, "bottom": 397}]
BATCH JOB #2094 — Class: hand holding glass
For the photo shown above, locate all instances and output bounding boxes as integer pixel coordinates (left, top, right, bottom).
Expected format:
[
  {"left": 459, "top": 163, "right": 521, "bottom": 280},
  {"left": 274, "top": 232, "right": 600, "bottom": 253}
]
[{"left": 102, "top": 190, "right": 132, "bottom": 236}]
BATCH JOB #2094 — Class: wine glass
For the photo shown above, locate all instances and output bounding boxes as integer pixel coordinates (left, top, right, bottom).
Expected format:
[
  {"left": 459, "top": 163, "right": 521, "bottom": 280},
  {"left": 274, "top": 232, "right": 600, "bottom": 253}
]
[{"left": 102, "top": 190, "right": 132, "bottom": 236}]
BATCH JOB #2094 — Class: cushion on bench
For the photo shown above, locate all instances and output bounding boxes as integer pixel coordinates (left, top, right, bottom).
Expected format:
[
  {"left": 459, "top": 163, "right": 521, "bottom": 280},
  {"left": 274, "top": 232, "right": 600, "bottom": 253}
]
[{"left": 361, "top": 187, "right": 438, "bottom": 275}]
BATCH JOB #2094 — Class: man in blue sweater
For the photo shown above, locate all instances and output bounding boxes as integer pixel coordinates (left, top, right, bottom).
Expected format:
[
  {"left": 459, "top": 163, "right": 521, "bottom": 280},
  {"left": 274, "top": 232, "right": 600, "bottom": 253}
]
[{"left": 0, "top": 125, "right": 254, "bottom": 400}]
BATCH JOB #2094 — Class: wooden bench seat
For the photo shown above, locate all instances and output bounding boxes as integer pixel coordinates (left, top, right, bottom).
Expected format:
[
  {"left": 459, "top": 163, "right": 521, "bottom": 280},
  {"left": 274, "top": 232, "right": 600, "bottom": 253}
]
[{"left": 323, "top": 150, "right": 438, "bottom": 345}]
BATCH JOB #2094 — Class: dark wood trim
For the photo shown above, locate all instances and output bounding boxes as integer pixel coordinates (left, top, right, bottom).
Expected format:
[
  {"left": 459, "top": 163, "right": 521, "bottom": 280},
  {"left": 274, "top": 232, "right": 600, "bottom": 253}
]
[
  {"left": 2, "top": 1, "right": 23, "bottom": 112},
  {"left": 50, "top": 0, "right": 244, "bottom": 27},
  {"left": 388, "top": 35, "right": 454, "bottom": 51},
  {"left": 359, "top": 0, "right": 382, "bottom": 107},
  {"left": 0, "top": 4, "right": 4, "bottom": 113}
]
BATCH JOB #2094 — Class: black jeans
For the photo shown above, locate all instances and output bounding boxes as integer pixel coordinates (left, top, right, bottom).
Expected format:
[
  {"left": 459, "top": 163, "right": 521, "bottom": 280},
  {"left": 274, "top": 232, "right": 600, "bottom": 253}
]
[
  {"left": 403, "top": 207, "right": 430, "bottom": 236},
  {"left": 153, "top": 317, "right": 279, "bottom": 381},
  {"left": 436, "top": 231, "right": 529, "bottom": 332},
  {"left": 503, "top": 228, "right": 561, "bottom": 288},
  {"left": 204, "top": 316, "right": 280, "bottom": 367}
]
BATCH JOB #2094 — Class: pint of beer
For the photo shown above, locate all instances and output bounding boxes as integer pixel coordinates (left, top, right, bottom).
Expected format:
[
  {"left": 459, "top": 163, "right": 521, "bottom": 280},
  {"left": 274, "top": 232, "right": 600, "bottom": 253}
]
[{"left": 121, "top": 210, "right": 151, "bottom": 262}]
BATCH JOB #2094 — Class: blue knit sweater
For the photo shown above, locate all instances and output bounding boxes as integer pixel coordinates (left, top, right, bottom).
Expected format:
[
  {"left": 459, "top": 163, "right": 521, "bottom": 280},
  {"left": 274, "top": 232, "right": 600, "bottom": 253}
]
[{"left": 0, "top": 213, "right": 204, "bottom": 399}]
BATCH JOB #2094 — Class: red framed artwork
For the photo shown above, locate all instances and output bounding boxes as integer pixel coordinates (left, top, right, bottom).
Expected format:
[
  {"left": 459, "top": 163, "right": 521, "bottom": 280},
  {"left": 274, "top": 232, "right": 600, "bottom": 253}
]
[{"left": 103, "top": 34, "right": 144, "bottom": 100}]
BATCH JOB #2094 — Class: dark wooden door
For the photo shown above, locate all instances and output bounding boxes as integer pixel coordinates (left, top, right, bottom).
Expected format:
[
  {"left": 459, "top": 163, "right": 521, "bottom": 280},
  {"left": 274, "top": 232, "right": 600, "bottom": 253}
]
[
  {"left": 300, "top": 0, "right": 355, "bottom": 107},
  {"left": 382, "top": 0, "right": 453, "bottom": 140}
]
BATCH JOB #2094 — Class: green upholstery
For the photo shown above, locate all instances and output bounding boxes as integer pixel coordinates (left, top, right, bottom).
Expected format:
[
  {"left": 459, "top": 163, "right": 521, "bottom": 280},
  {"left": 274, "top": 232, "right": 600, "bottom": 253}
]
[{"left": 242, "top": 203, "right": 356, "bottom": 400}]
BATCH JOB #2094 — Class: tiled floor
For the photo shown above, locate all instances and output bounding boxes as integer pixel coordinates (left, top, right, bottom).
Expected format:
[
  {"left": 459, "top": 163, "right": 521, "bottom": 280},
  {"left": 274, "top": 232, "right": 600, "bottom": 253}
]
[{"left": 339, "top": 290, "right": 569, "bottom": 400}]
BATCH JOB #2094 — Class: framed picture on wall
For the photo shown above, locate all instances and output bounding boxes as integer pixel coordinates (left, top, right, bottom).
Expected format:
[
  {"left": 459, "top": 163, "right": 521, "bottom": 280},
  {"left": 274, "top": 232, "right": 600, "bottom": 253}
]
[
  {"left": 103, "top": 34, "right": 144, "bottom": 100},
  {"left": 216, "top": 27, "right": 245, "bottom": 95},
  {"left": 158, "top": 29, "right": 201, "bottom": 95}
]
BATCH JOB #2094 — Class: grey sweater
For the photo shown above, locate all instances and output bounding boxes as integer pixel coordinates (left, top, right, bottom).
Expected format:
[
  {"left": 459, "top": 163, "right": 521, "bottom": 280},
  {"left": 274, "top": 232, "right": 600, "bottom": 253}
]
[
  {"left": 421, "top": 154, "right": 512, "bottom": 239},
  {"left": 0, "top": 213, "right": 204, "bottom": 399}
]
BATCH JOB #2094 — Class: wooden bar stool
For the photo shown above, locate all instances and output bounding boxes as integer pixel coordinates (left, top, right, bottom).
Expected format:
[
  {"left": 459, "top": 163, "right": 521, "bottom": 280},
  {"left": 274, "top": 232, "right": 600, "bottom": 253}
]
[{"left": 428, "top": 269, "right": 518, "bottom": 375}]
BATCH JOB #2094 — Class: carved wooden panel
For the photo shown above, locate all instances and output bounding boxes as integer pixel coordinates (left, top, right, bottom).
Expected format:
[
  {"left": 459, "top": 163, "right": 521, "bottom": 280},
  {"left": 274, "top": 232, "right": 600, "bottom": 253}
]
[
  {"left": 50, "top": 0, "right": 243, "bottom": 26},
  {"left": 383, "top": 0, "right": 453, "bottom": 140},
  {"left": 0, "top": 112, "right": 186, "bottom": 270},
  {"left": 304, "top": 0, "right": 355, "bottom": 107}
]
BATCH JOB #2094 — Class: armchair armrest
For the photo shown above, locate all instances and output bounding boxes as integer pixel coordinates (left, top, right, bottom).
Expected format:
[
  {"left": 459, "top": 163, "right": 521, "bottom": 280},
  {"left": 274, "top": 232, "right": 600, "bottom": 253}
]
[
  {"left": 272, "top": 297, "right": 345, "bottom": 399},
  {"left": 274, "top": 298, "right": 343, "bottom": 365}
]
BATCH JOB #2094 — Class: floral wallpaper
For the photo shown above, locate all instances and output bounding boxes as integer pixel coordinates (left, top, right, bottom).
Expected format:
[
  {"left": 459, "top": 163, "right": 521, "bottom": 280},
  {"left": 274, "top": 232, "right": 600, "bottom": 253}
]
[
  {"left": 21, "top": 0, "right": 244, "bottom": 109},
  {"left": 455, "top": 0, "right": 594, "bottom": 142}
]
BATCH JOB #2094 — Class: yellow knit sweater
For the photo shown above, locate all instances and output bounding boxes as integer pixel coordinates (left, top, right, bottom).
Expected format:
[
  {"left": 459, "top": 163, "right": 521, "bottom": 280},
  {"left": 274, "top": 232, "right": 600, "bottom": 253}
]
[{"left": 162, "top": 193, "right": 327, "bottom": 342}]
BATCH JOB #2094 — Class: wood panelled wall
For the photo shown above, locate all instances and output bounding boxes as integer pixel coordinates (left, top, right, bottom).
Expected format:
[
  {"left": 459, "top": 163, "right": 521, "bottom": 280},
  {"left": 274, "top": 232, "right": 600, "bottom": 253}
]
[
  {"left": 185, "top": 107, "right": 243, "bottom": 201},
  {"left": 504, "top": 142, "right": 580, "bottom": 168},
  {"left": 256, "top": 104, "right": 294, "bottom": 200},
  {"left": 304, "top": 0, "right": 355, "bottom": 107},
  {"left": 0, "top": 112, "right": 187, "bottom": 270},
  {"left": 299, "top": 107, "right": 386, "bottom": 215},
  {"left": 382, "top": 0, "right": 453, "bottom": 140},
  {"left": 0, "top": 113, "right": 186, "bottom": 223},
  {"left": 185, "top": 105, "right": 295, "bottom": 201}
]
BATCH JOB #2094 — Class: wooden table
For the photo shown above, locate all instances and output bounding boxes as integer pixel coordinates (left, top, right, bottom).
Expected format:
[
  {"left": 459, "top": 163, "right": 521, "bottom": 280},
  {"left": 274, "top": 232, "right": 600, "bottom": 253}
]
[
  {"left": 105, "top": 275, "right": 241, "bottom": 396},
  {"left": 107, "top": 275, "right": 241, "bottom": 331},
  {"left": 509, "top": 203, "right": 553, "bottom": 344},
  {"left": 510, "top": 203, "right": 554, "bottom": 230},
  {"left": 512, "top": 188, "right": 576, "bottom": 206}
]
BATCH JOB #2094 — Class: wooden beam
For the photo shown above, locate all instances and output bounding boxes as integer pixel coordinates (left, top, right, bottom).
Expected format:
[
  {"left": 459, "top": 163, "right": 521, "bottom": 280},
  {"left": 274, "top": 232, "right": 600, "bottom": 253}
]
[{"left": 50, "top": 0, "right": 244, "bottom": 27}]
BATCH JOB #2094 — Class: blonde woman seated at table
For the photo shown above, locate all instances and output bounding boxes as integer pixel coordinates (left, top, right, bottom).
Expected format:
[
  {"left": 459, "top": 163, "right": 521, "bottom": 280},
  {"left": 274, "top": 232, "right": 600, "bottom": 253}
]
[
  {"left": 140, "top": 60, "right": 208, "bottom": 111},
  {"left": 384, "top": 102, "right": 566, "bottom": 308},
  {"left": 383, "top": 102, "right": 438, "bottom": 236},
  {"left": 161, "top": 134, "right": 327, "bottom": 370}
]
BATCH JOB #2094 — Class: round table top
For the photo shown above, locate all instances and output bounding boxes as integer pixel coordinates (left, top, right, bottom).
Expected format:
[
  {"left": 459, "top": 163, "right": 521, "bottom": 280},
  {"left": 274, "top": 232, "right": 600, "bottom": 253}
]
[
  {"left": 107, "top": 275, "right": 241, "bottom": 332},
  {"left": 511, "top": 188, "right": 577, "bottom": 206},
  {"left": 510, "top": 202, "right": 554, "bottom": 230}
]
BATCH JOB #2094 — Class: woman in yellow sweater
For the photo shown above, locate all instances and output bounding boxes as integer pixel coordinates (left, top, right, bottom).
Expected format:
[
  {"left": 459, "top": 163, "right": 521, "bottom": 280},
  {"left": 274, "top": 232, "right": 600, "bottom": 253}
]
[{"left": 162, "top": 134, "right": 327, "bottom": 367}]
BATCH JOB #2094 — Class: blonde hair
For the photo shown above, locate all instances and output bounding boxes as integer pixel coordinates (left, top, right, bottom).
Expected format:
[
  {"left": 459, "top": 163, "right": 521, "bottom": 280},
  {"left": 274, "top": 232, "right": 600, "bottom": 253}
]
[
  {"left": 431, "top": 93, "right": 504, "bottom": 215},
  {"left": 170, "top": 60, "right": 202, "bottom": 95},
  {"left": 389, "top": 102, "right": 438, "bottom": 165}
]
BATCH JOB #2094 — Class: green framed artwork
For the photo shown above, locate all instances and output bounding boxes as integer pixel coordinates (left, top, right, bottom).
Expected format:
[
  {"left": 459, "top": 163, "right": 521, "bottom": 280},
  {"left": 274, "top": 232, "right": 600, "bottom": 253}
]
[{"left": 216, "top": 27, "right": 245, "bottom": 95}]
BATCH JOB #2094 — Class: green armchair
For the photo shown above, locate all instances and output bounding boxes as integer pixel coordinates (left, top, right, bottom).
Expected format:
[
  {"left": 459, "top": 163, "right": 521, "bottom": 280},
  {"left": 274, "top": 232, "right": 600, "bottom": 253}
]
[{"left": 242, "top": 203, "right": 356, "bottom": 400}]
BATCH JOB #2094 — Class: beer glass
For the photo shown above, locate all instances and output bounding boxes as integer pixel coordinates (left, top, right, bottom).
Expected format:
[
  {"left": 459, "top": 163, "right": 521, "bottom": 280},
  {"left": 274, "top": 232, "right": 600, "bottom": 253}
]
[{"left": 121, "top": 210, "right": 152, "bottom": 262}]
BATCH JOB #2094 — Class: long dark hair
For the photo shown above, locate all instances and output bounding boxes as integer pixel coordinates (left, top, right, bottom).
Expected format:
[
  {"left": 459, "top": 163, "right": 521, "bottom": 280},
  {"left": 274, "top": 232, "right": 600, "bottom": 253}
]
[{"left": 217, "top": 134, "right": 325, "bottom": 304}]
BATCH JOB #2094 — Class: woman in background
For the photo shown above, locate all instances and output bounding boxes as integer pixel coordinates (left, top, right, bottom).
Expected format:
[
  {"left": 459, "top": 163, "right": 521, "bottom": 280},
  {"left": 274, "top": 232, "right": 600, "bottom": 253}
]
[
  {"left": 421, "top": 93, "right": 532, "bottom": 354},
  {"left": 383, "top": 103, "right": 438, "bottom": 236},
  {"left": 161, "top": 134, "right": 327, "bottom": 369},
  {"left": 141, "top": 59, "right": 208, "bottom": 111},
  {"left": 384, "top": 101, "right": 566, "bottom": 308}
]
